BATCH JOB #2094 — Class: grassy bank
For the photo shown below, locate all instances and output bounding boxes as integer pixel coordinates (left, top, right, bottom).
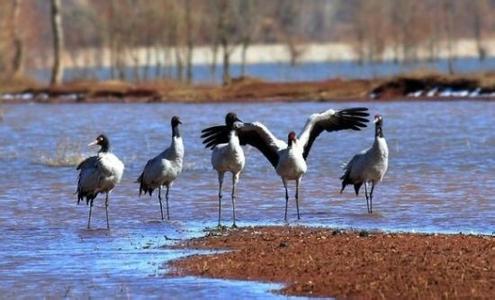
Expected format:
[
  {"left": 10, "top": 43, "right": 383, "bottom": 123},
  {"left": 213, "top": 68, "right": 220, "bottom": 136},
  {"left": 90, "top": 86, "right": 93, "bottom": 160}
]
[{"left": 169, "top": 226, "right": 495, "bottom": 298}]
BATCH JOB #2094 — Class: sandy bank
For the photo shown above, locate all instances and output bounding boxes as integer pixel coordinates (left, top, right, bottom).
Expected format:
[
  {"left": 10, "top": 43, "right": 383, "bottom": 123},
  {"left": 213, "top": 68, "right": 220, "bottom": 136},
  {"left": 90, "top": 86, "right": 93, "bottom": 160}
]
[{"left": 169, "top": 226, "right": 495, "bottom": 298}]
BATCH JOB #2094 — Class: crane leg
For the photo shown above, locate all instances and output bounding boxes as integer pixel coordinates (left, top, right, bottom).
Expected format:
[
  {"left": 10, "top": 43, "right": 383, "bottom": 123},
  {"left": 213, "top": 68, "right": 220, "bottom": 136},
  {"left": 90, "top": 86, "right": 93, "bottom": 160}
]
[
  {"left": 165, "top": 185, "right": 170, "bottom": 220},
  {"left": 105, "top": 193, "right": 110, "bottom": 229},
  {"left": 158, "top": 186, "right": 164, "bottom": 220},
  {"left": 87, "top": 200, "right": 93, "bottom": 229},
  {"left": 364, "top": 182, "right": 370, "bottom": 214},
  {"left": 283, "top": 179, "right": 289, "bottom": 222},
  {"left": 295, "top": 178, "right": 301, "bottom": 220},
  {"left": 231, "top": 172, "right": 239, "bottom": 228},
  {"left": 217, "top": 172, "right": 224, "bottom": 227},
  {"left": 369, "top": 181, "right": 375, "bottom": 214}
]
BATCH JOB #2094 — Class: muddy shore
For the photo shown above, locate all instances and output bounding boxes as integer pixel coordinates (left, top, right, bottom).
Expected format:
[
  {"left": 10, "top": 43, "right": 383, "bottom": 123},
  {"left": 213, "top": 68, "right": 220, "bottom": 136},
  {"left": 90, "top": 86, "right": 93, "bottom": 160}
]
[
  {"left": 169, "top": 226, "right": 495, "bottom": 299},
  {"left": 2, "top": 73, "right": 495, "bottom": 103}
]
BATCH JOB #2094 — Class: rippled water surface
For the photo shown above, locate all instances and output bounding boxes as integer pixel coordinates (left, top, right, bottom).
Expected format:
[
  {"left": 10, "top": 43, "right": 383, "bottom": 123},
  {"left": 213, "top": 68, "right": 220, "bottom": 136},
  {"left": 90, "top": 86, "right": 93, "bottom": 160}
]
[{"left": 1, "top": 102, "right": 494, "bottom": 298}]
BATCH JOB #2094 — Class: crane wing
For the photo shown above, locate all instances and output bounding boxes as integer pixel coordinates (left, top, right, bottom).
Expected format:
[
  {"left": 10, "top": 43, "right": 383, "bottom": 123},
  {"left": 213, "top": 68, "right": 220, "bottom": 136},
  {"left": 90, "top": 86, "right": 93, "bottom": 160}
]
[{"left": 298, "top": 107, "right": 369, "bottom": 160}]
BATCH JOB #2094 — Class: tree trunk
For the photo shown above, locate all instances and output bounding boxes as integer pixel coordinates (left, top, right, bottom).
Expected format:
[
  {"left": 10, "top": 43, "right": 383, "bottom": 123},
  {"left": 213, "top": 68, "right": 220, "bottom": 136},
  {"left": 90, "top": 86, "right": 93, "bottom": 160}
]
[
  {"left": 444, "top": 1, "right": 454, "bottom": 74},
  {"left": 109, "top": 42, "right": 116, "bottom": 79},
  {"left": 175, "top": 47, "right": 184, "bottom": 81},
  {"left": 50, "top": 0, "right": 64, "bottom": 85},
  {"left": 240, "top": 41, "right": 248, "bottom": 76},
  {"left": 427, "top": 39, "right": 437, "bottom": 62},
  {"left": 185, "top": 0, "right": 193, "bottom": 84},
  {"left": 131, "top": 49, "right": 140, "bottom": 82},
  {"left": 218, "top": 0, "right": 231, "bottom": 85},
  {"left": 11, "top": 0, "right": 24, "bottom": 78},
  {"left": 221, "top": 43, "right": 230, "bottom": 85},
  {"left": 95, "top": 46, "right": 104, "bottom": 79},
  {"left": 163, "top": 46, "right": 172, "bottom": 78},
  {"left": 288, "top": 39, "right": 297, "bottom": 66},
  {"left": 143, "top": 46, "right": 152, "bottom": 81},
  {"left": 210, "top": 43, "right": 218, "bottom": 80},
  {"left": 115, "top": 45, "right": 125, "bottom": 80},
  {"left": 154, "top": 45, "right": 161, "bottom": 79},
  {"left": 473, "top": 6, "right": 485, "bottom": 61},
  {"left": 356, "top": 28, "right": 365, "bottom": 65}
]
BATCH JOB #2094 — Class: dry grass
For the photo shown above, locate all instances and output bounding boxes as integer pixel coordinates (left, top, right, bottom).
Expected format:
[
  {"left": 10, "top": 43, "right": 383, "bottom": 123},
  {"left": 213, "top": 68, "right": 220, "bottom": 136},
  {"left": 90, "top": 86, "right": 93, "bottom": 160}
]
[{"left": 0, "top": 75, "right": 39, "bottom": 93}]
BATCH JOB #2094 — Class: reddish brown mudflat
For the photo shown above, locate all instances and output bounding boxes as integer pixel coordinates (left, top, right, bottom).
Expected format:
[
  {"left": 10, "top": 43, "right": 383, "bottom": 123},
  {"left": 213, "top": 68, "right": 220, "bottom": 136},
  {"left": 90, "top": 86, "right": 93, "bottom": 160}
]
[
  {"left": 169, "top": 226, "right": 495, "bottom": 299},
  {"left": 5, "top": 73, "right": 495, "bottom": 103}
]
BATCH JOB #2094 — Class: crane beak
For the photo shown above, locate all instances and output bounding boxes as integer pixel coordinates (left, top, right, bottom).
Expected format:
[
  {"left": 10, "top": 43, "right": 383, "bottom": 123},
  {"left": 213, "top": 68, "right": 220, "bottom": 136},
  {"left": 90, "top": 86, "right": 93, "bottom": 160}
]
[{"left": 88, "top": 140, "right": 98, "bottom": 147}]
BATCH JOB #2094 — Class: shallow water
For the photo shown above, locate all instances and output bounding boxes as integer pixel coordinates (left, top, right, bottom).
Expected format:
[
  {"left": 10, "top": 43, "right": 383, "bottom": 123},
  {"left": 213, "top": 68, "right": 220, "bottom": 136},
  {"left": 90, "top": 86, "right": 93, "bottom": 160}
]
[
  {"left": 0, "top": 102, "right": 494, "bottom": 298},
  {"left": 35, "top": 57, "right": 495, "bottom": 83}
]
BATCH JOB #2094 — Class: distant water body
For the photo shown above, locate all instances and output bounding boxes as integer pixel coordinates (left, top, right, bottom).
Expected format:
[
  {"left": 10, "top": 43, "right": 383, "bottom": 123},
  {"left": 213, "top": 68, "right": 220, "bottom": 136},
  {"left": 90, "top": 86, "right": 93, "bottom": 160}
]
[{"left": 34, "top": 57, "right": 495, "bottom": 83}]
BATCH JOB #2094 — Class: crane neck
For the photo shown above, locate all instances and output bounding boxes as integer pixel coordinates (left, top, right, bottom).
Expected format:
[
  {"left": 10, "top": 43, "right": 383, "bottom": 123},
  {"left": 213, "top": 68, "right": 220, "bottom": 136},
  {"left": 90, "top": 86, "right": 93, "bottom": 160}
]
[{"left": 375, "top": 123, "right": 384, "bottom": 139}]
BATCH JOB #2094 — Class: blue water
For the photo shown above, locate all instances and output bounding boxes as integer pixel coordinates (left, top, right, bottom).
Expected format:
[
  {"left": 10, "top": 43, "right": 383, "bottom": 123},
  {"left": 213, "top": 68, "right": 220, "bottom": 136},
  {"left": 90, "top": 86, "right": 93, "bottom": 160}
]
[
  {"left": 0, "top": 101, "right": 494, "bottom": 298},
  {"left": 34, "top": 57, "right": 495, "bottom": 83}
]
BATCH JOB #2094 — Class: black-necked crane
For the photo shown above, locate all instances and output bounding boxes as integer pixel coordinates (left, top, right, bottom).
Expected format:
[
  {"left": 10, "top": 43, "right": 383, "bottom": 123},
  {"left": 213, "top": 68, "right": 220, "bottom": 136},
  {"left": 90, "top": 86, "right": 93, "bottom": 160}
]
[
  {"left": 201, "top": 113, "right": 245, "bottom": 228},
  {"left": 340, "top": 114, "right": 389, "bottom": 213},
  {"left": 76, "top": 134, "right": 124, "bottom": 229},
  {"left": 137, "top": 116, "right": 184, "bottom": 220},
  {"left": 202, "top": 108, "right": 369, "bottom": 221}
]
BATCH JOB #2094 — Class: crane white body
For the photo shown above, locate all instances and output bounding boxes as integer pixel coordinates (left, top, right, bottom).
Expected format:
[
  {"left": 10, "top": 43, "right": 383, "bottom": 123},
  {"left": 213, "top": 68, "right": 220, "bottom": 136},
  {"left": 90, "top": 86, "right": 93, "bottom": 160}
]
[
  {"left": 138, "top": 116, "right": 184, "bottom": 220},
  {"left": 77, "top": 135, "right": 124, "bottom": 229},
  {"left": 341, "top": 115, "right": 388, "bottom": 213}
]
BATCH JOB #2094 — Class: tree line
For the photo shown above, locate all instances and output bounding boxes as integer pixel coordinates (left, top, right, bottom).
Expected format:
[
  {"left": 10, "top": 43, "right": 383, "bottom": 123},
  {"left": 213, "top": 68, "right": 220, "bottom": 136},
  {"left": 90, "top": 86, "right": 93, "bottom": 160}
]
[{"left": 0, "top": 0, "right": 494, "bottom": 85}]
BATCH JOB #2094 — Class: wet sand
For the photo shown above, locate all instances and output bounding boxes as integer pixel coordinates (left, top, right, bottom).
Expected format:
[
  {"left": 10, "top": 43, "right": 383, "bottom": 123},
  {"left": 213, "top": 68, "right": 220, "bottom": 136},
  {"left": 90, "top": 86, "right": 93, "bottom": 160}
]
[{"left": 169, "top": 226, "right": 495, "bottom": 299}]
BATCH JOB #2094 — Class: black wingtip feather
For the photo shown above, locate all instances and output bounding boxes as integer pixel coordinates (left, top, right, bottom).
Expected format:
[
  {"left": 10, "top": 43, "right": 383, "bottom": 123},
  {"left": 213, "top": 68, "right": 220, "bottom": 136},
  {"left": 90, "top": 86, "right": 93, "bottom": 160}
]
[
  {"left": 201, "top": 125, "right": 226, "bottom": 134},
  {"left": 200, "top": 124, "right": 230, "bottom": 149},
  {"left": 302, "top": 107, "right": 371, "bottom": 159}
]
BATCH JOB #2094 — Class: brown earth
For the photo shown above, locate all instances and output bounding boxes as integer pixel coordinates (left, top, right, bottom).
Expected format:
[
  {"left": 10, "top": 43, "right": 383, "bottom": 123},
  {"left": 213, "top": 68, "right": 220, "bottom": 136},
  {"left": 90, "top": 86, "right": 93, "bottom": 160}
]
[
  {"left": 8, "top": 76, "right": 376, "bottom": 103},
  {"left": 2, "top": 72, "right": 495, "bottom": 103},
  {"left": 169, "top": 226, "right": 495, "bottom": 299}
]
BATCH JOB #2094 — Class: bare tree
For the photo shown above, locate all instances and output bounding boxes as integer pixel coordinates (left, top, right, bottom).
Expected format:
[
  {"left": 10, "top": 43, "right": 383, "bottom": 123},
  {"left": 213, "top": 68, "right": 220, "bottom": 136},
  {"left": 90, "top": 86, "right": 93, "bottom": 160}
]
[
  {"left": 443, "top": 0, "right": 455, "bottom": 74},
  {"left": 216, "top": 0, "right": 237, "bottom": 85},
  {"left": 50, "top": 0, "right": 64, "bottom": 85},
  {"left": 470, "top": 0, "right": 489, "bottom": 61},
  {"left": 424, "top": 0, "right": 442, "bottom": 62},
  {"left": 276, "top": 0, "right": 305, "bottom": 66},
  {"left": 171, "top": 11, "right": 184, "bottom": 82},
  {"left": 11, "top": 0, "right": 23, "bottom": 77},
  {"left": 237, "top": 0, "right": 259, "bottom": 76},
  {"left": 0, "top": 7, "right": 6, "bottom": 73},
  {"left": 5, "top": 0, "right": 495, "bottom": 82},
  {"left": 350, "top": 0, "right": 385, "bottom": 64},
  {"left": 199, "top": 0, "right": 221, "bottom": 80},
  {"left": 351, "top": 8, "right": 366, "bottom": 65},
  {"left": 185, "top": 0, "right": 194, "bottom": 83}
]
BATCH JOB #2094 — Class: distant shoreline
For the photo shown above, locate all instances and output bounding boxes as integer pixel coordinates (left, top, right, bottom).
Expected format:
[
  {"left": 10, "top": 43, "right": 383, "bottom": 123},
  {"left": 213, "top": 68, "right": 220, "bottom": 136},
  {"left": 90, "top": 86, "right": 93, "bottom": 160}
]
[
  {"left": 1, "top": 72, "right": 495, "bottom": 103},
  {"left": 169, "top": 226, "right": 495, "bottom": 298}
]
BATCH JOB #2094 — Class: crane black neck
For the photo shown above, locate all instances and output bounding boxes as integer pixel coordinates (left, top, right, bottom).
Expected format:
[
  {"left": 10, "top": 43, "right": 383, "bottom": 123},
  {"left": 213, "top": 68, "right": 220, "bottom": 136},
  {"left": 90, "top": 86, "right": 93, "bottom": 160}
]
[
  {"left": 172, "top": 124, "right": 181, "bottom": 138},
  {"left": 375, "top": 122, "right": 384, "bottom": 138},
  {"left": 98, "top": 143, "right": 110, "bottom": 153}
]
